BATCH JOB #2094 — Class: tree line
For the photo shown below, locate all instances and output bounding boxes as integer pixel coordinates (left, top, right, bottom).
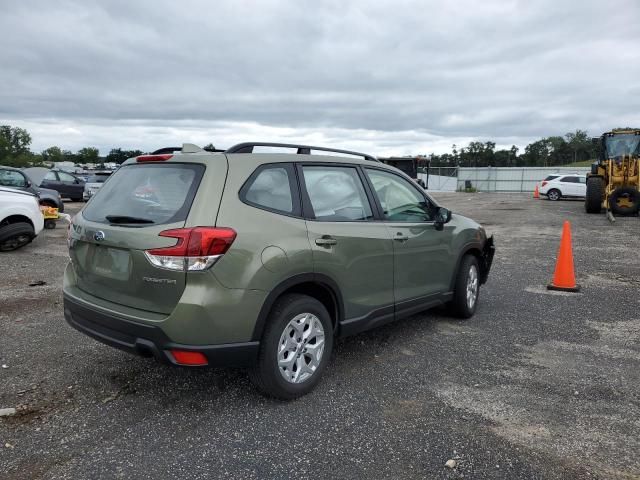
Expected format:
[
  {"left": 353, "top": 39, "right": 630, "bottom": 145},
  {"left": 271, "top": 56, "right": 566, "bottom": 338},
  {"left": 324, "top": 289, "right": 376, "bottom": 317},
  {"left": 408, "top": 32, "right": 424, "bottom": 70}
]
[
  {"left": 0, "top": 126, "right": 143, "bottom": 168},
  {"left": 425, "top": 130, "right": 598, "bottom": 168},
  {"left": 1, "top": 124, "right": 599, "bottom": 169}
]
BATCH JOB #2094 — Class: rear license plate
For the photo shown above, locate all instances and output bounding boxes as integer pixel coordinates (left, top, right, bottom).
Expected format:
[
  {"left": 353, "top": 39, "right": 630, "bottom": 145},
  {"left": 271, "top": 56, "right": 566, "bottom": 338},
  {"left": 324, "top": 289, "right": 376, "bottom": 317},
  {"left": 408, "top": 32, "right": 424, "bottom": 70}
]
[{"left": 91, "top": 246, "right": 131, "bottom": 281}]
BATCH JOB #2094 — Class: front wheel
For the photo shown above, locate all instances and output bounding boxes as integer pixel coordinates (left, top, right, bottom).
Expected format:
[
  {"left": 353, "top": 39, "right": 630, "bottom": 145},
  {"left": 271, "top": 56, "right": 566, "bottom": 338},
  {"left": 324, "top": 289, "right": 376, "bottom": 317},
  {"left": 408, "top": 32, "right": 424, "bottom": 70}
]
[
  {"left": 448, "top": 255, "right": 480, "bottom": 319},
  {"left": 249, "top": 294, "right": 333, "bottom": 400},
  {"left": 547, "top": 189, "right": 561, "bottom": 201}
]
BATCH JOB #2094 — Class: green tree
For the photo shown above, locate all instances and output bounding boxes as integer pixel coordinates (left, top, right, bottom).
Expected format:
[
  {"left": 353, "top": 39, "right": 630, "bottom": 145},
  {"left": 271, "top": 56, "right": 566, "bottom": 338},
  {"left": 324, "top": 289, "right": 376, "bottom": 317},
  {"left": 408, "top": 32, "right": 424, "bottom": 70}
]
[
  {"left": 42, "top": 146, "right": 64, "bottom": 164},
  {"left": 76, "top": 147, "right": 99, "bottom": 164},
  {"left": 0, "top": 125, "right": 33, "bottom": 166},
  {"left": 105, "top": 148, "right": 144, "bottom": 164}
]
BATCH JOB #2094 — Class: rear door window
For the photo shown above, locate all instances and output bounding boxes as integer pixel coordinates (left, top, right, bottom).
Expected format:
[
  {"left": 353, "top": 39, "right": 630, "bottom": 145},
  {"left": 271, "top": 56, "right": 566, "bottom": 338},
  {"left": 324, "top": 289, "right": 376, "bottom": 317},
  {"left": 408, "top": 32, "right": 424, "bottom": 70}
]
[
  {"left": 560, "top": 176, "right": 577, "bottom": 183},
  {"left": 301, "top": 165, "right": 373, "bottom": 221},
  {"left": 82, "top": 163, "right": 204, "bottom": 225}
]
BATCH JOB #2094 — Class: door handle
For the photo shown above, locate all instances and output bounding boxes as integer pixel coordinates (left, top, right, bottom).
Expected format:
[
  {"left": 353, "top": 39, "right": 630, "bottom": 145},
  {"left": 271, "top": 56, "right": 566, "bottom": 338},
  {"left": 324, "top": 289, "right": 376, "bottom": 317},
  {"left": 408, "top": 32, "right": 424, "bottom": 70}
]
[
  {"left": 394, "top": 233, "right": 409, "bottom": 242},
  {"left": 315, "top": 236, "right": 337, "bottom": 247}
]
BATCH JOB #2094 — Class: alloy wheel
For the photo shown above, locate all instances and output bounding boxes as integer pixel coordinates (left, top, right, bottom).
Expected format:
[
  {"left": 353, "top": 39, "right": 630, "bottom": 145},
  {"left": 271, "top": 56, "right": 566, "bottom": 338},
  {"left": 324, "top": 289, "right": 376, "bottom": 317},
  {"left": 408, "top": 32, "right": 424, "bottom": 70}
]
[
  {"left": 277, "top": 313, "right": 325, "bottom": 384},
  {"left": 466, "top": 264, "right": 479, "bottom": 309}
]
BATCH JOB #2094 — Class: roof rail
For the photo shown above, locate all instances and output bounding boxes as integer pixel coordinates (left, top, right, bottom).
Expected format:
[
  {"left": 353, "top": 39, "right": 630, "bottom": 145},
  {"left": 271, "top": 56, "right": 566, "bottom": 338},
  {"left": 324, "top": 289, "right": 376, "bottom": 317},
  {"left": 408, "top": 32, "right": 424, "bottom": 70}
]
[{"left": 225, "top": 142, "right": 378, "bottom": 162}]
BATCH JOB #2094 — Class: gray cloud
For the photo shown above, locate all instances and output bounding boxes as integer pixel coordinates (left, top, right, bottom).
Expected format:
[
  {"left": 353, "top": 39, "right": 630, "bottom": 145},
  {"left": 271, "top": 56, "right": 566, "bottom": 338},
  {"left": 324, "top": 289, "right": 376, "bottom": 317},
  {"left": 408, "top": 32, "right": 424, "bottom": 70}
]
[{"left": 1, "top": 0, "right": 639, "bottom": 155}]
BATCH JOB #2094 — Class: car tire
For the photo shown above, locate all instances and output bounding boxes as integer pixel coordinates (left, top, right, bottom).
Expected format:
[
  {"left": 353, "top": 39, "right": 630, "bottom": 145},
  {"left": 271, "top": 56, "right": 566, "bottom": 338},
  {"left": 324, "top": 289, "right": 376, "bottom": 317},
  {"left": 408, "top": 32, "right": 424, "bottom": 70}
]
[
  {"left": 547, "top": 189, "right": 561, "bottom": 201},
  {"left": 448, "top": 255, "right": 480, "bottom": 319},
  {"left": 585, "top": 177, "right": 604, "bottom": 213},
  {"left": 0, "top": 222, "right": 35, "bottom": 252},
  {"left": 249, "top": 294, "right": 333, "bottom": 400}
]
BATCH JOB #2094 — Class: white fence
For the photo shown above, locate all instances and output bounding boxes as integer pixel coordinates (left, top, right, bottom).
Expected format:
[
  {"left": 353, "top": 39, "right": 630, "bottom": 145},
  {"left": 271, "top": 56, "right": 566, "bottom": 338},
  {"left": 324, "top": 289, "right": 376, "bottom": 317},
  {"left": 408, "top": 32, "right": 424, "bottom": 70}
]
[
  {"left": 418, "top": 167, "right": 459, "bottom": 191},
  {"left": 457, "top": 167, "right": 590, "bottom": 192}
]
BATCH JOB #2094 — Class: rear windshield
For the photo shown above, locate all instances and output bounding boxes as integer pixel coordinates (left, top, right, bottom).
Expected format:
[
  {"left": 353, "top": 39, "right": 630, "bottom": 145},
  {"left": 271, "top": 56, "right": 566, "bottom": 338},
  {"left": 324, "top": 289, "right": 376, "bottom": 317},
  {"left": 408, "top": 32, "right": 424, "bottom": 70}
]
[
  {"left": 87, "top": 174, "right": 111, "bottom": 183},
  {"left": 82, "top": 163, "right": 204, "bottom": 225}
]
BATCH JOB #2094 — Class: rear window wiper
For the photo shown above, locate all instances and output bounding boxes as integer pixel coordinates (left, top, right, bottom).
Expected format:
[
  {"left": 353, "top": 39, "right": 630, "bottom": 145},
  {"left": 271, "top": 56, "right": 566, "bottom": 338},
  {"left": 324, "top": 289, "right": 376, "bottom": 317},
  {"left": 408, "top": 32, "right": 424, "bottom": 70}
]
[{"left": 105, "top": 215, "right": 155, "bottom": 224}]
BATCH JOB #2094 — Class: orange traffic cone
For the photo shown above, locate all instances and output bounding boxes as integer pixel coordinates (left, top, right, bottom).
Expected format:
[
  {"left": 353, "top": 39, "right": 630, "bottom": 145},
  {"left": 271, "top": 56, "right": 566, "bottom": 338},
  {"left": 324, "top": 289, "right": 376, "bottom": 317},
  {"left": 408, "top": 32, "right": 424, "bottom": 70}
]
[
  {"left": 533, "top": 184, "right": 540, "bottom": 199},
  {"left": 547, "top": 220, "right": 580, "bottom": 292}
]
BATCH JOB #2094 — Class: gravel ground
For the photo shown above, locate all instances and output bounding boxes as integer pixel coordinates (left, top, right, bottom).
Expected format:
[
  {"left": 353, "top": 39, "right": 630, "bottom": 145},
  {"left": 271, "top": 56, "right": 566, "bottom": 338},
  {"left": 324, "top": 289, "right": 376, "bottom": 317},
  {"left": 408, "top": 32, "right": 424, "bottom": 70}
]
[{"left": 1, "top": 195, "right": 639, "bottom": 479}]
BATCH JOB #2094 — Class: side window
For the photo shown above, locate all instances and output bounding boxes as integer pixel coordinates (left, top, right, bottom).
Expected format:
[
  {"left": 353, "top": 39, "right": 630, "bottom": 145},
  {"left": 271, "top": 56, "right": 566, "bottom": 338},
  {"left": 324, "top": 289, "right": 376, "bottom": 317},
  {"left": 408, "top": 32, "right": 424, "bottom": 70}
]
[
  {"left": 578, "top": 177, "right": 586, "bottom": 184},
  {"left": 301, "top": 166, "right": 373, "bottom": 221},
  {"left": 240, "top": 164, "right": 296, "bottom": 215},
  {"left": 366, "top": 168, "right": 434, "bottom": 222},
  {"left": 0, "top": 169, "right": 27, "bottom": 188},
  {"left": 560, "top": 176, "right": 576, "bottom": 183},
  {"left": 59, "top": 172, "right": 76, "bottom": 183},
  {"left": 44, "top": 171, "right": 57, "bottom": 181}
]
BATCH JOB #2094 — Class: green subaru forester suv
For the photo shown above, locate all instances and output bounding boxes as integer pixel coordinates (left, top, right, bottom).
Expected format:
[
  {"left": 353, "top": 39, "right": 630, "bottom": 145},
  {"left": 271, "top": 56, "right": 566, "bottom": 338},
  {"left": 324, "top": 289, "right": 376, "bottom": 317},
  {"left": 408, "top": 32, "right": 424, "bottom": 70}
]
[{"left": 64, "top": 142, "right": 494, "bottom": 399}]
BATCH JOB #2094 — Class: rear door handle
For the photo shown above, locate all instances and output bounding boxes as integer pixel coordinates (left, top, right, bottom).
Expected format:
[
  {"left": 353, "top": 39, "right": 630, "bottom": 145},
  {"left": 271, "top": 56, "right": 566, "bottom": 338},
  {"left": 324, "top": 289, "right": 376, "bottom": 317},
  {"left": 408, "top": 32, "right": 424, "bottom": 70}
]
[
  {"left": 315, "top": 236, "right": 337, "bottom": 247},
  {"left": 394, "top": 233, "right": 409, "bottom": 242}
]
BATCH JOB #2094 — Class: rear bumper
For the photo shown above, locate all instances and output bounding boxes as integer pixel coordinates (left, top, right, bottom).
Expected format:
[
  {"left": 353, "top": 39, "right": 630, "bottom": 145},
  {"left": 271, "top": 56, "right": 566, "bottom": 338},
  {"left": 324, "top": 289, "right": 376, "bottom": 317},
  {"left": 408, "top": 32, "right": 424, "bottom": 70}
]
[{"left": 63, "top": 294, "right": 259, "bottom": 367}]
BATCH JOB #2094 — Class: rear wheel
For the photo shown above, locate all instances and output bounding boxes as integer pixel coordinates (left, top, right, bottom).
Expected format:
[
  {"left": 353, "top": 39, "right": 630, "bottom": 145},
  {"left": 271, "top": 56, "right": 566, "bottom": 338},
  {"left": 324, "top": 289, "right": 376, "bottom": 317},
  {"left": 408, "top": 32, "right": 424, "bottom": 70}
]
[
  {"left": 610, "top": 186, "right": 640, "bottom": 216},
  {"left": 0, "top": 222, "right": 35, "bottom": 252},
  {"left": 585, "top": 177, "right": 604, "bottom": 213},
  {"left": 547, "top": 189, "right": 561, "bottom": 201},
  {"left": 448, "top": 255, "right": 480, "bottom": 319},
  {"left": 249, "top": 294, "right": 333, "bottom": 400}
]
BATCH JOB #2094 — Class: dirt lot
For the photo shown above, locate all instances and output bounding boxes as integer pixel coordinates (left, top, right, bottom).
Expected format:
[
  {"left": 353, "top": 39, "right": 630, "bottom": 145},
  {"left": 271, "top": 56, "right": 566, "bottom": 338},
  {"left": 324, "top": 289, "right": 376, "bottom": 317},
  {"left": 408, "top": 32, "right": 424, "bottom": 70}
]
[{"left": 1, "top": 195, "right": 639, "bottom": 479}]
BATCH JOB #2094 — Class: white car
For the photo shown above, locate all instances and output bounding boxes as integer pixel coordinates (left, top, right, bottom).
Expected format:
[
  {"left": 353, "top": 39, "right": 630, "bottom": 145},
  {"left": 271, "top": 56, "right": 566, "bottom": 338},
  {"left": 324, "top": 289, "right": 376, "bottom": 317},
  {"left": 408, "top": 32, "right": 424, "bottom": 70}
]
[
  {"left": 0, "top": 187, "right": 44, "bottom": 251},
  {"left": 538, "top": 174, "right": 587, "bottom": 201},
  {"left": 83, "top": 171, "right": 112, "bottom": 200}
]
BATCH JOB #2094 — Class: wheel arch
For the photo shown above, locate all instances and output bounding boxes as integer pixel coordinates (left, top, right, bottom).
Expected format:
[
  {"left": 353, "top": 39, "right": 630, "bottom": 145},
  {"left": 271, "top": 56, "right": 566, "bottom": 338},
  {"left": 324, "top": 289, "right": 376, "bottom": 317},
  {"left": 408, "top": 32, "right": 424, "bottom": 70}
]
[
  {"left": 251, "top": 273, "right": 344, "bottom": 341},
  {"left": 1, "top": 214, "right": 34, "bottom": 229},
  {"left": 449, "top": 243, "right": 486, "bottom": 291}
]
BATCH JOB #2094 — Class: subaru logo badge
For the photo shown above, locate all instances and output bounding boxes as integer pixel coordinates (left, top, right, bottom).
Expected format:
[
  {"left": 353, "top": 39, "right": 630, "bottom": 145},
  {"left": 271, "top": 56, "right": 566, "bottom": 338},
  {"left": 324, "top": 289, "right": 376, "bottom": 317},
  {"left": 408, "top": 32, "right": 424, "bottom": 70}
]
[{"left": 94, "top": 231, "right": 105, "bottom": 242}]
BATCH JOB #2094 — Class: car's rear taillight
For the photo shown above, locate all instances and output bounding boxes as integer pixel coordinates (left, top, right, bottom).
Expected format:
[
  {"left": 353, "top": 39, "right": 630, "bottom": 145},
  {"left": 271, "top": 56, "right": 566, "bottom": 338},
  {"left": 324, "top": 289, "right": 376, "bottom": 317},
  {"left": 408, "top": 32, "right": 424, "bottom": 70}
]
[
  {"left": 136, "top": 154, "right": 173, "bottom": 162},
  {"left": 541, "top": 181, "right": 548, "bottom": 187},
  {"left": 144, "top": 227, "right": 236, "bottom": 271}
]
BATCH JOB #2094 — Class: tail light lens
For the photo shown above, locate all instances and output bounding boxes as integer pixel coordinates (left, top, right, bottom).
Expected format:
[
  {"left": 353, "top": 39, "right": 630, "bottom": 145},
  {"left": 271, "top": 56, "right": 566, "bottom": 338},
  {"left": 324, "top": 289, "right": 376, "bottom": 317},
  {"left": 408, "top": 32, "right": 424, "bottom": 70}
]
[
  {"left": 541, "top": 181, "right": 548, "bottom": 187},
  {"left": 144, "top": 227, "right": 236, "bottom": 271}
]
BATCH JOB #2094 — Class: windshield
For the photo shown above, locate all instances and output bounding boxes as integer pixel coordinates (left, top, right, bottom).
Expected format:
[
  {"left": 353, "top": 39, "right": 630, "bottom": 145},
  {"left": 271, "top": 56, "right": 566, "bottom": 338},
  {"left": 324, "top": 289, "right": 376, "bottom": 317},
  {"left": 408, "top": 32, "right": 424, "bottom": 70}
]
[
  {"left": 604, "top": 134, "right": 640, "bottom": 158},
  {"left": 82, "top": 163, "right": 204, "bottom": 225}
]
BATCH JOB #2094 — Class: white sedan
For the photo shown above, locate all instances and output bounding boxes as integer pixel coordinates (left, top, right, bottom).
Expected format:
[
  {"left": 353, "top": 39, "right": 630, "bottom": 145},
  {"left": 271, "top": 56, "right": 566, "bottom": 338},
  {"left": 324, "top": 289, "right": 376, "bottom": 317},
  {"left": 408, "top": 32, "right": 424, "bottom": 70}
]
[
  {"left": 539, "top": 174, "right": 587, "bottom": 201},
  {"left": 0, "top": 187, "right": 44, "bottom": 251}
]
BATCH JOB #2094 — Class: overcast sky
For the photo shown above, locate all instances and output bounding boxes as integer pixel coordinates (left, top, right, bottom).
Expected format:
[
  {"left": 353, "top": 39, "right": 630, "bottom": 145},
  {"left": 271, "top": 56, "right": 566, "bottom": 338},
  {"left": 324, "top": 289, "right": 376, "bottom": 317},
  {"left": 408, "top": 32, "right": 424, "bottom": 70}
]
[{"left": 1, "top": 0, "right": 639, "bottom": 156}]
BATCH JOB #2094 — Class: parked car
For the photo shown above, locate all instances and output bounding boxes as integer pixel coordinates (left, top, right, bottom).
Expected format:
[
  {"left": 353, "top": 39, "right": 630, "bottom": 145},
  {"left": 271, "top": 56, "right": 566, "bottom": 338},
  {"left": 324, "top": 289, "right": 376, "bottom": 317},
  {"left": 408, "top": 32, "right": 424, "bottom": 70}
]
[
  {"left": 83, "top": 171, "right": 112, "bottom": 200},
  {"left": 539, "top": 174, "right": 587, "bottom": 201},
  {"left": 0, "top": 165, "right": 64, "bottom": 212},
  {"left": 24, "top": 167, "right": 85, "bottom": 201},
  {"left": 0, "top": 187, "right": 44, "bottom": 251},
  {"left": 63, "top": 142, "right": 494, "bottom": 399}
]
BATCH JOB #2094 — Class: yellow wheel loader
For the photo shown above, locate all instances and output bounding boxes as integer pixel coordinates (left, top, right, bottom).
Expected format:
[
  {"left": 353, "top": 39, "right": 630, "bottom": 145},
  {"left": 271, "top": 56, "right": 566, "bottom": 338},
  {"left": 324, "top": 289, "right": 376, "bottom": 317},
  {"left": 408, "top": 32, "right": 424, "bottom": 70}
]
[{"left": 585, "top": 129, "right": 640, "bottom": 220}]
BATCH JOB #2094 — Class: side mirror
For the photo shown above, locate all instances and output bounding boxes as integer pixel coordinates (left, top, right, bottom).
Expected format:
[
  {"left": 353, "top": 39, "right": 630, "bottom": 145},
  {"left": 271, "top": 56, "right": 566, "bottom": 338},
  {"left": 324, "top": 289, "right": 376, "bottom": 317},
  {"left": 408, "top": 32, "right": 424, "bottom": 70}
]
[{"left": 434, "top": 207, "right": 452, "bottom": 230}]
